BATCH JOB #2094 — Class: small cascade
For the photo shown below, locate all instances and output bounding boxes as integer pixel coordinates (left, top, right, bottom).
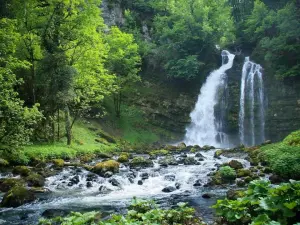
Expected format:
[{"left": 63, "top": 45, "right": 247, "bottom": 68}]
[
  {"left": 239, "top": 57, "right": 265, "bottom": 146},
  {"left": 184, "top": 50, "right": 235, "bottom": 147}
]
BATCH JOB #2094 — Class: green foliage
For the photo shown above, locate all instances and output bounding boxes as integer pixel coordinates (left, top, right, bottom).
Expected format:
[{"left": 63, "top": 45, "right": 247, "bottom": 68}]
[
  {"left": 39, "top": 198, "right": 205, "bottom": 225},
  {"left": 219, "top": 166, "right": 237, "bottom": 181},
  {"left": 213, "top": 180, "right": 300, "bottom": 225},
  {"left": 258, "top": 142, "right": 300, "bottom": 180},
  {"left": 283, "top": 130, "right": 300, "bottom": 147},
  {"left": 243, "top": 1, "right": 300, "bottom": 79}
]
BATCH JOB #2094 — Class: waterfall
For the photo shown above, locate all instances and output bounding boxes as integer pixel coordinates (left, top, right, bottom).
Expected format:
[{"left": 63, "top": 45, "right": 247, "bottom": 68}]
[
  {"left": 239, "top": 57, "right": 265, "bottom": 146},
  {"left": 184, "top": 50, "right": 235, "bottom": 147}
]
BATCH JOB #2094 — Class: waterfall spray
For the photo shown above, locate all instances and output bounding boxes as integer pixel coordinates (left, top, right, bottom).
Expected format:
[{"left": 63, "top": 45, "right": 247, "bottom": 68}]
[{"left": 184, "top": 50, "right": 235, "bottom": 147}]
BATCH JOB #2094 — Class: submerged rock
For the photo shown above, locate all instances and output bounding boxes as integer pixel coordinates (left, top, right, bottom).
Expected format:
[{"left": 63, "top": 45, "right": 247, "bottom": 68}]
[
  {"left": 164, "top": 174, "right": 175, "bottom": 181},
  {"left": 158, "top": 156, "right": 178, "bottom": 167},
  {"left": 162, "top": 186, "right": 176, "bottom": 193},
  {"left": 42, "top": 209, "right": 69, "bottom": 218},
  {"left": 175, "top": 183, "right": 181, "bottom": 189},
  {"left": 214, "top": 150, "right": 223, "bottom": 159},
  {"left": 138, "top": 180, "right": 143, "bottom": 185},
  {"left": 140, "top": 172, "right": 149, "bottom": 180},
  {"left": 193, "top": 180, "right": 202, "bottom": 187},
  {"left": 1, "top": 186, "right": 35, "bottom": 207},
  {"left": 202, "top": 193, "right": 215, "bottom": 199}
]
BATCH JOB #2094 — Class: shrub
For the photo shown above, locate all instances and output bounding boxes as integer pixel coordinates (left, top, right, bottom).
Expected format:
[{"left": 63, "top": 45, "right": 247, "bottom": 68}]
[
  {"left": 219, "top": 166, "right": 236, "bottom": 181},
  {"left": 212, "top": 180, "right": 300, "bottom": 225}
]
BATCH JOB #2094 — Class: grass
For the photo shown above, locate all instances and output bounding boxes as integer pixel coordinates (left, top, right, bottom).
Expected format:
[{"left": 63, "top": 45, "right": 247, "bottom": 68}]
[{"left": 23, "top": 120, "right": 118, "bottom": 162}]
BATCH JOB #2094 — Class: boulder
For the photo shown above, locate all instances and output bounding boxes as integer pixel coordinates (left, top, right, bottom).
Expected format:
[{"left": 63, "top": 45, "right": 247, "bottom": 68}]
[
  {"left": 109, "top": 178, "right": 121, "bottom": 187},
  {"left": 52, "top": 159, "right": 64, "bottom": 167},
  {"left": 195, "top": 152, "right": 204, "bottom": 158},
  {"left": 25, "top": 173, "right": 45, "bottom": 187},
  {"left": 0, "top": 178, "right": 25, "bottom": 192},
  {"left": 164, "top": 174, "right": 175, "bottom": 181},
  {"left": 193, "top": 180, "right": 202, "bottom": 187},
  {"left": 86, "top": 181, "right": 92, "bottom": 188},
  {"left": 237, "top": 169, "right": 251, "bottom": 178},
  {"left": 86, "top": 173, "right": 98, "bottom": 182},
  {"left": 214, "top": 150, "right": 223, "bottom": 159},
  {"left": 93, "top": 160, "right": 120, "bottom": 176},
  {"left": 162, "top": 186, "right": 176, "bottom": 193},
  {"left": 129, "top": 157, "right": 153, "bottom": 169},
  {"left": 12, "top": 166, "right": 31, "bottom": 177},
  {"left": 140, "top": 172, "right": 149, "bottom": 180},
  {"left": 104, "top": 171, "right": 113, "bottom": 178},
  {"left": 175, "top": 183, "right": 181, "bottom": 189},
  {"left": 1, "top": 186, "right": 35, "bottom": 207},
  {"left": 138, "top": 180, "right": 143, "bottom": 185},
  {"left": 202, "top": 193, "right": 215, "bottom": 199},
  {"left": 117, "top": 153, "right": 129, "bottom": 163},
  {"left": 228, "top": 160, "right": 243, "bottom": 170},
  {"left": 183, "top": 157, "right": 197, "bottom": 165},
  {"left": 158, "top": 156, "right": 178, "bottom": 167}
]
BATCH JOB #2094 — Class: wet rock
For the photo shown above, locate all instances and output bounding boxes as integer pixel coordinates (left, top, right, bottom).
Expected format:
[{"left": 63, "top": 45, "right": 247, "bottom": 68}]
[
  {"left": 12, "top": 166, "right": 31, "bottom": 177},
  {"left": 128, "top": 178, "right": 134, "bottom": 184},
  {"left": 52, "top": 159, "right": 65, "bottom": 168},
  {"left": 158, "top": 156, "right": 178, "bottom": 167},
  {"left": 42, "top": 209, "right": 69, "bottom": 218},
  {"left": 99, "top": 185, "right": 112, "bottom": 194},
  {"left": 214, "top": 150, "right": 223, "bottom": 159},
  {"left": 193, "top": 180, "right": 202, "bottom": 187},
  {"left": 162, "top": 186, "right": 176, "bottom": 193},
  {"left": 227, "top": 189, "right": 243, "bottom": 200},
  {"left": 195, "top": 152, "right": 204, "bottom": 158},
  {"left": 104, "top": 171, "right": 113, "bottom": 178},
  {"left": 202, "top": 193, "right": 215, "bottom": 199},
  {"left": 236, "top": 179, "right": 246, "bottom": 187},
  {"left": 109, "top": 178, "right": 121, "bottom": 187},
  {"left": 164, "top": 174, "right": 175, "bottom": 181},
  {"left": 86, "top": 181, "right": 92, "bottom": 188},
  {"left": 25, "top": 173, "right": 45, "bottom": 187},
  {"left": 269, "top": 174, "right": 283, "bottom": 184},
  {"left": 175, "top": 183, "right": 181, "bottom": 189},
  {"left": 93, "top": 160, "right": 120, "bottom": 176},
  {"left": 129, "top": 157, "right": 154, "bottom": 169},
  {"left": 138, "top": 180, "right": 143, "bottom": 185},
  {"left": 140, "top": 172, "right": 149, "bottom": 180},
  {"left": 1, "top": 186, "right": 35, "bottom": 207},
  {"left": 180, "top": 153, "right": 188, "bottom": 158},
  {"left": 244, "top": 176, "right": 253, "bottom": 183},
  {"left": 117, "top": 153, "right": 129, "bottom": 163},
  {"left": 177, "top": 142, "right": 186, "bottom": 149},
  {"left": 184, "top": 157, "right": 197, "bottom": 165},
  {"left": 86, "top": 173, "right": 98, "bottom": 182},
  {"left": 69, "top": 175, "right": 80, "bottom": 185},
  {"left": 228, "top": 160, "right": 243, "bottom": 169}
]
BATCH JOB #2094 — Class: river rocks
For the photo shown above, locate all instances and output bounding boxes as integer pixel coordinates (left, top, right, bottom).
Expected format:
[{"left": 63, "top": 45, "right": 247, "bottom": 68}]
[
  {"left": 184, "top": 157, "right": 198, "bottom": 165},
  {"left": 69, "top": 175, "right": 80, "bottom": 186},
  {"left": 117, "top": 153, "right": 129, "bottom": 163},
  {"left": 202, "top": 145, "right": 215, "bottom": 150},
  {"left": 195, "top": 152, "right": 204, "bottom": 158},
  {"left": 104, "top": 171, "right": 113, "bottom": 178},
  {"left": 193, "top": 180, "right": 202, "bottom": 187},
  {"left": 99, "top": 185, "right": 112, "bottom": 194},
  {"left": 164, "top": 174, "right": 175, "bottom": 181},
  {"left": 177, "top": 142, "right": 186, "bottom": 149},
  {"left": 128, "top": 178, "right": 134, "bottom": 183},
  {"left": 93, "top": 160, "right": 120, "bottom": 176},
  {"left": 0, "top": 178, "right": 25, "bottom": 192},
  {"left": 42, "top": 209, "right": 69, "bottom": 218},
  {"left": 140, "top": 172, "right": 149, "bottom": 180},
  {"left": 237, "top": 169, "right": 251, "bottom": 178},
  {"left": 228, "top": 160, "right": 243, "bottom": 169},
  {"left": 52, "top": 159, "right": 64, "bottom": 168},
  {"left": 202, "top": 193, "right": 215, "bottom": 199},
  {"left": 158, "top": 156, "right": 178, "bottom": 167},
  {"left": 86, "top": 181, "right": 92, "bottom": 188},
  {"left": 1, "top": 186, "right": 35, "bottom": 207},
  {"left": 149, "top": 149, "right": 169, "bottom": 157},
  {"left": 236, "top": 179, "right": 246, "bottom": 187},
  {"left": 109, "top": 178, "right": 121, "bottom": 187},
  {"left": 129, "top": 157, "right": 153, "bottom": 169},
  {"left": 13, "top": 166, "right": 31, "bottom": 177},
  {"left": 162, "top": 186, "right": 176, "bottom": 193},
  {"left": 214, "top": 150, "right": 223, "bottom": 159},
  {"left": 25, "top": 173, "right": 45, "bottom": 187},
  {"left": 86, "top": 173, "right": 98, "bottom": 182},
  {"left": 138, "top": 180, "right": 143, "bottom": 185},
  {"left": 175, "top": 183, "right": 181, "bottom": 189}
]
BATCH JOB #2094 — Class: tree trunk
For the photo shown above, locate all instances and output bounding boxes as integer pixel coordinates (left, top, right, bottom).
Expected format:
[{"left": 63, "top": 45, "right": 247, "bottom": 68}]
[{"left": 64, "top": 105, "right": 72, "bottom": 145}]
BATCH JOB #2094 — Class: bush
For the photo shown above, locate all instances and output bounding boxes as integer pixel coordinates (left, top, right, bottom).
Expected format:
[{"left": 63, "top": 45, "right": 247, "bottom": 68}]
[
  {"left": 219, "top": 166, "right": 236, "bottom": 181},
  {"left": 213, "top": 180, "right": 300, "bottom": 225},
  {"left": 258, "top": 143, "right": 300, "bottom": 179},
  {"left": 39, "top": 198, "right": 206, "bottom": 225}
]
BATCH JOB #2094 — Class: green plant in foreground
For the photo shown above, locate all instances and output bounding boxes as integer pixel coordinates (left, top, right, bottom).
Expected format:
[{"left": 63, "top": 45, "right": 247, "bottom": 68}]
[
  {"left": 213, "top": 180, "right": 300, "bottom": 225},
  {"left": 39, "top": 198, "right": 205, "bottom": 225}
]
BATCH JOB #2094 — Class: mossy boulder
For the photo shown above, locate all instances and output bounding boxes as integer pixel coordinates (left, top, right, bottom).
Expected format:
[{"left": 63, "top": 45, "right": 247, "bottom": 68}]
[
  {"left": 53, "top": 159, "right": 65, "bottom": 167},
  {"left": 13, "top": 166, "right": 31, "bottom": 177},
  {"left": 25, "top": 173, "right": 45, "bottom": 187},
  {"left": 177, "top": 142, "right": 186, "bottom": 149},
  {"left": 93, "top": 160, "right": 120, "bottom": 176},
  {"left": 1, "top": 186, "right": 36, "bottom": 207},
  {"left": 117, "top": 153, "right": 130, "bottom": 163},
  {"left": 129, "top": 157, "right": 154, "bottom": 169},
  {"left": 96, "top": 152, "right": 112, "bottom": 159},
  {"left": 227, "top": 189, "right": 244, "bottom": 200},
  {"left": 0, "top": 178, "right": 25, "bottom": 192},
  {"left": 184, "top": 157, "right": 198, "bottom": 165},
  {"left": 228, "top": 160, "right": 243, "bottom": 170},
  {"left": 0, "top": 158, "right": 9, "bottom": 167},
  {"left": 158, "top": 156, "right": 178, "bottom": 166},
  {"left": 214, "top": 150, "right": 223, "bottom": 158},
  {"left": 237, "top": 169, "right": 252, "bottom": 178},
  {"left": 149, "top": 149, "right": 169, "bottom": 157},
  {"left": 79, "top": 154, "right": 95, "bottom": 163}
]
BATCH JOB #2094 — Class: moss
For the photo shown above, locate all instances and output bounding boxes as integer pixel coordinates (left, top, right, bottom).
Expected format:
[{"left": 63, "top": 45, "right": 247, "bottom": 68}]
[
  {"left": 244, "top": 176, "right": 253, "bottom": 183},
  {"left": 158, "top": 156, "right": 178, "bottom": 166},
  {"left": 0, "top": 178, "right": 25, "bottom": 192},
  {"left": 0, "top": 158, "right": 9, "bottom": 167},
  {"left": 149, "top": 149, "right": 169, "bottom": 157},
  {"left": 53, "top": 159, "right": 65, "bottom": 167},
  {"left": 117, "top": 153, "right": 130, "bottom": 163},
  {"left": 129, "top": 157, "right": 154, "bottom": 169},
  {"left": 93, "top": 160, "right": 120, "bottom": 176},
  {"left": 12, "top": 166, "right": 31, "bottom": 176},
  {"left": 95, "top": 138, "right": 109, "bottom": 144},
  {"left": 237, "top": 169, "right": 252, "bottom": 178},
  {"left": 96, "top": 152, "right": 112, "bottom": 159},
  {"left": 184, "top": 157, "right": 197, "bottom": 165},
  {"left": 1, "top": 185, "right": 36, "bottom": 208},
  {"left": 79, "top": 154, "right": 95, "bottom": 163},
  {"left": 25, "top": 173, "right": 45, "bottom": 187},
  {"left": 214, "top": 150, "right": 223, "bottom": 158},
  {"left": 189, "top": 147, "right": 197, "bottom": 153}
]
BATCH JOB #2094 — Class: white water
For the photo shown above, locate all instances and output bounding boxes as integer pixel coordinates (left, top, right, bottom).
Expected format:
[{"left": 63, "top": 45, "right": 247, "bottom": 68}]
[
  {"left": 239, "top": 57, "right": 265, "bottom": 146},
  {"left": 184, "top": 51, "right": 235, "bottom": 147}
]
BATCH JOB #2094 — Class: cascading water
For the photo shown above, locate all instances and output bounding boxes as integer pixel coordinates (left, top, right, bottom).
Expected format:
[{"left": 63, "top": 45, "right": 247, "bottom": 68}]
[
  {"left": 239, "top": 57, "right": 265, "bottom": 146},
  {"left": 184, "top": 50, "right": 235, "bottom": 147}
]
